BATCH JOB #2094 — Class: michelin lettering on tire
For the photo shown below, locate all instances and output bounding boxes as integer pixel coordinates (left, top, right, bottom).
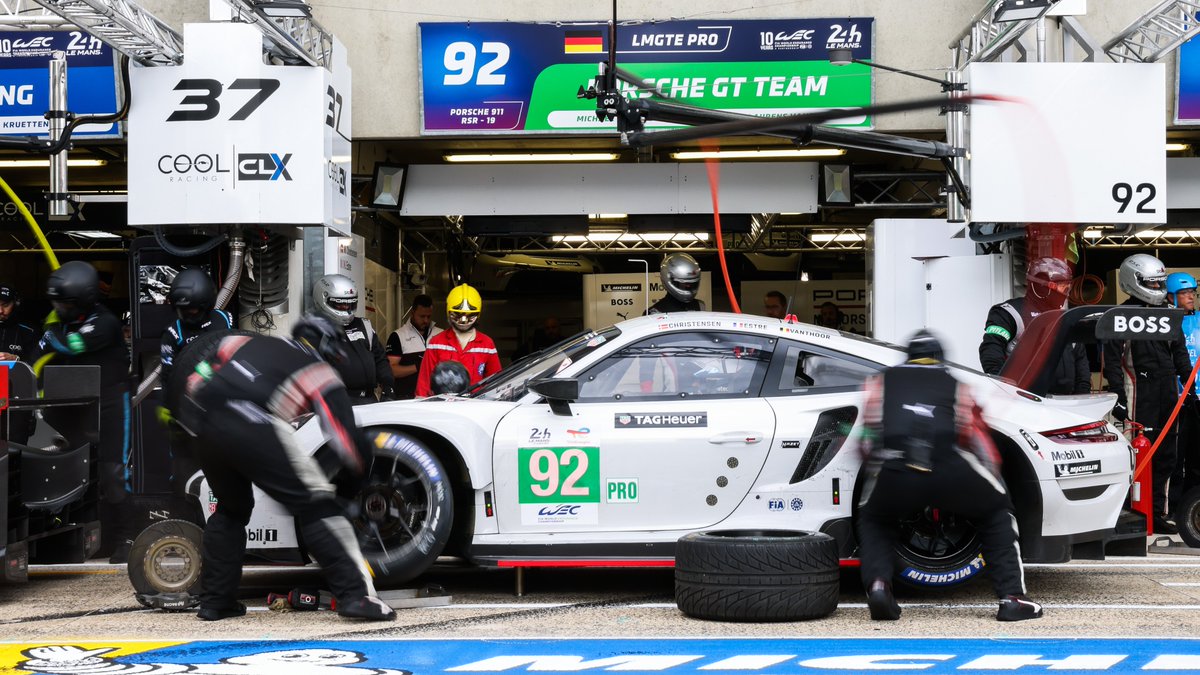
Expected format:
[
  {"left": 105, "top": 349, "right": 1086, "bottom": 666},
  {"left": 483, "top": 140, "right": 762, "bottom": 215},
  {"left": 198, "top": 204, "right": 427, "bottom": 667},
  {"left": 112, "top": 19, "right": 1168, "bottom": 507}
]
[
  {"left": 365, "top": 430, "right": 454, "bottom": 584},
  {"left": 901, "top": 553, "right": 986, "bottom": 586}
]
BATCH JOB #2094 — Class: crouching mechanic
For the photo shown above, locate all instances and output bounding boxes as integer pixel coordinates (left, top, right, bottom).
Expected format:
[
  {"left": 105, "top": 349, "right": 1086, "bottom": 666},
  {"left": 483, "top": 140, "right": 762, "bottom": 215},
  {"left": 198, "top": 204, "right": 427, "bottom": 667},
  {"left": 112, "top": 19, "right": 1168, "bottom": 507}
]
[
  {"left": 415, "top": 284, "right": 500, "bottom": 397},
  {"left": 314, "top": 274, "right": 395, "bottom": 404},
  {"left": 178, "top": 314, "right": 395, "bottom": 621},
  {"left": 856, "top": 329, "right": 1042, "bottom": 622}
]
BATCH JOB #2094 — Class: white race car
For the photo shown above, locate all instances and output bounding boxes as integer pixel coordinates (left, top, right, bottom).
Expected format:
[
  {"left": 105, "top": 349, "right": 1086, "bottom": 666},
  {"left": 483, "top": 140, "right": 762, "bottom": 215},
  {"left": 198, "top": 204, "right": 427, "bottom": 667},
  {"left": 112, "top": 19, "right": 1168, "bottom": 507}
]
[{"left": 190, "top": 311, "right": 1139, "bottom": 591}]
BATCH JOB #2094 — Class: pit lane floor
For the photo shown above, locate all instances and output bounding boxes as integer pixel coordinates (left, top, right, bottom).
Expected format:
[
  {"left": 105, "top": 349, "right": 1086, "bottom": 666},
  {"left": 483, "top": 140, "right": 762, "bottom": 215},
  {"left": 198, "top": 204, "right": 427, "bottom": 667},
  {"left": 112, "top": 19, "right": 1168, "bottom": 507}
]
[{"left": 4, "top": 543, "right": 1200, "bottom": 641}]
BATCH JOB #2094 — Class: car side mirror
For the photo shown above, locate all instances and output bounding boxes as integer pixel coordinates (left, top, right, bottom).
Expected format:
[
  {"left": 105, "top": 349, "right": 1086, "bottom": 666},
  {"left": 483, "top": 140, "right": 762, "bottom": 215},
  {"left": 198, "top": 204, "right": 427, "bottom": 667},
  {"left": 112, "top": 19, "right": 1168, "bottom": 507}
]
[{"left": 529, "top": 377, "right": 579, "bottom": 416}]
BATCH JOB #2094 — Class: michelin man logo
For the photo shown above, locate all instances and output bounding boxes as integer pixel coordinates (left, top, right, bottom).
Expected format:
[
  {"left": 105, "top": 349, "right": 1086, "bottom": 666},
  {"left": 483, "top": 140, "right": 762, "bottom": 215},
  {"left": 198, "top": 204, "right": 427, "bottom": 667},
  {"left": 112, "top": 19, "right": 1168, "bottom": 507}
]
[{"left": 19, "top": 645, "right": 412, "bottom": 675}]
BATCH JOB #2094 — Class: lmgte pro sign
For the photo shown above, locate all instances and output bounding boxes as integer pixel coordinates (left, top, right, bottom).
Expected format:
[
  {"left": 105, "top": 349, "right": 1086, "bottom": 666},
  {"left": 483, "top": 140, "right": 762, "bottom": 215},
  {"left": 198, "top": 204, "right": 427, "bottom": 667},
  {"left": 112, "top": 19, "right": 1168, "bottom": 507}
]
[{"left": 129, "top": 23, "right": 350, "bottom": 229}]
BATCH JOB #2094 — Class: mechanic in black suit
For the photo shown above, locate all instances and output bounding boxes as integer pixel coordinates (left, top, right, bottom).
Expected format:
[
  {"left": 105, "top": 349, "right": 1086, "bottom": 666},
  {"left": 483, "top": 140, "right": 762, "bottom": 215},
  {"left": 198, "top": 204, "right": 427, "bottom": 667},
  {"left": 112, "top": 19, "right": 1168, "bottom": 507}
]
[{"left": 856, "top": 329, "right": 1042, "bottom": 623}]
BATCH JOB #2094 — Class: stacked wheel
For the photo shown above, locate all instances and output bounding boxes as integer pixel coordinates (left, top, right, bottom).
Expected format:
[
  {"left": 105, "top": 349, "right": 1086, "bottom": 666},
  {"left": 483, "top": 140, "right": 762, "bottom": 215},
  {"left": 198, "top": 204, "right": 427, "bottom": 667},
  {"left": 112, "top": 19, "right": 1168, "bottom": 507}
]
[{"left": 674, "top": 530, "right": 839, "bottom": 622}]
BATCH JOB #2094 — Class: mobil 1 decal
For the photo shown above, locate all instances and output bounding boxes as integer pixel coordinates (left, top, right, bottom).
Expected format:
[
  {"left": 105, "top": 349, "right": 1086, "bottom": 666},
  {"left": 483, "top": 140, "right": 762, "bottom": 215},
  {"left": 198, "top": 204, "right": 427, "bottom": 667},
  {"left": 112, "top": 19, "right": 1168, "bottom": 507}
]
[
  {"left": 418, "top": 18, "right": 873, "bottom": 134},
  {"left": 518, "top": 446, "right": 600, "bottom": 525}
]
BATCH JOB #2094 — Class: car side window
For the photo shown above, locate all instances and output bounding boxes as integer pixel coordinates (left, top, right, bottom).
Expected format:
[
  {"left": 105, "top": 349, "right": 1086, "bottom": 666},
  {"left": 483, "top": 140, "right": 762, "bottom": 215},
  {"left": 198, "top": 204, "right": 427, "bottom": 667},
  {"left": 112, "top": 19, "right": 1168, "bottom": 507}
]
[
  {"left": 766, "top": 342, "right": 878, "bottom": 395},
  {"left": 577, "top": 332, "right": 774, "bottom": 401}
]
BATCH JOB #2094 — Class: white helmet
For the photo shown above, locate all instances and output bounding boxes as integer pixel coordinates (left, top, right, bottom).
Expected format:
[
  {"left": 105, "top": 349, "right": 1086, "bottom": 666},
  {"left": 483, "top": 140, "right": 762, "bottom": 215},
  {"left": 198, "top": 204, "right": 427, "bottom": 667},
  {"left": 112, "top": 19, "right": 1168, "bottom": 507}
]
[
  {"left": 313, "top": 274, "right": 358, "bottom": 326},
  {"left": 661, "top": 253, "right": 701, "bottom": 303},
  {"left": 1118, "top": 253, "right": 1168, "bottom": 306}
]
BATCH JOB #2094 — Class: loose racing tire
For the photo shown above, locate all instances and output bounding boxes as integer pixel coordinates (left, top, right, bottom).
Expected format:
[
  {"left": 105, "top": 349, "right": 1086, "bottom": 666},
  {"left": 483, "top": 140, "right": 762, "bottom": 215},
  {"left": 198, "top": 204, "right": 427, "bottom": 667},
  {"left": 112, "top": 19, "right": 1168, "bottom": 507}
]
[
  {"left": 893, "top": 508, "right": 985, "bottom": 589},
  {"left": 1178, "top": 488, "right": 1200, "bottom": 549},
  {"left": 350, "top": 430, "right": 454, "bottom": 586},
  {"left": 674, "top": 530, "right": 839, "bottom": 622},
  {"left": 128, "top": 519, "right": 204, "bottom": 598},
  {"left": 163, "top": 328, "right": 258, "bottom": 415}
]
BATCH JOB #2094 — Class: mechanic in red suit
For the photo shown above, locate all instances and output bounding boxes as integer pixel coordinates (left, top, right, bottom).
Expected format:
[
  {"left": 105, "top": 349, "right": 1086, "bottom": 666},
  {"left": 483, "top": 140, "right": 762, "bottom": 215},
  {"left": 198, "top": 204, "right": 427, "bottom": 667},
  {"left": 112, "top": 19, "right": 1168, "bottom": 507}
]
[{"left": 415, "top": 284, "right": 501, "bottom": 397}]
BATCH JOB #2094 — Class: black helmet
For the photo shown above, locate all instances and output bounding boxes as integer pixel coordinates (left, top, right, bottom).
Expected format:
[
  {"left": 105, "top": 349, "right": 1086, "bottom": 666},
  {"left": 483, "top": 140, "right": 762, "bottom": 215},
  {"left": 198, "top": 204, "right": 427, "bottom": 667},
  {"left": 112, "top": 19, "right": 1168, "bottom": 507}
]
[
  {"left": 46, "top": 261, "right": 99, "bottom": 322},
  {"left": 291, "top": 313, "right": 347, "bottom": 365},
  {"left": 905, "top": 329, "right": 944, "bottom": 364},
  {"left": 168, "top": 268, "right": 217, "bottom": 326},
  {"left": 430, "top": 360, "right": 472, "bottom": 395}
]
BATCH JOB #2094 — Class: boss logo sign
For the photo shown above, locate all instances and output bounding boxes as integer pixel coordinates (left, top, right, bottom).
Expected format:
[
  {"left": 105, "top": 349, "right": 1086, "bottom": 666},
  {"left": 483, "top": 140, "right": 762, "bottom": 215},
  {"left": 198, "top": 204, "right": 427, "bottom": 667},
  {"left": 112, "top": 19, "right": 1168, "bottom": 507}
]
[{"left": 1096, "top": 307, "right": 1184, "bottom": 341}]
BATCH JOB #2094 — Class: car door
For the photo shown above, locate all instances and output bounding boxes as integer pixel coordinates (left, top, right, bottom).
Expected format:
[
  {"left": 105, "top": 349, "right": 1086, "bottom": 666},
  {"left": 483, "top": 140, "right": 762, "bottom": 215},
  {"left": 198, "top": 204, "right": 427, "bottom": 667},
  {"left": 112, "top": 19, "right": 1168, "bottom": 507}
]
[
  {"left": 757, "top": 340, "right": 882, "bottom": 520},
  {"left": 492, "top": 330, "right": 776, "bottom": 533}
]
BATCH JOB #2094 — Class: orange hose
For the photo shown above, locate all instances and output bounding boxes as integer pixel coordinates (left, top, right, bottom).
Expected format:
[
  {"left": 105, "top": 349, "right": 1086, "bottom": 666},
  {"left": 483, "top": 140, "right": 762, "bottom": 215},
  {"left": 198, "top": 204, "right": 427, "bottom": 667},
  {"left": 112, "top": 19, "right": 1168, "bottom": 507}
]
[
  {"left": 1133, "top": 356, "right": 1200, "bottom": 478},
  {"left": 701, "top": 144, "right": 740, "bottom": 314}
]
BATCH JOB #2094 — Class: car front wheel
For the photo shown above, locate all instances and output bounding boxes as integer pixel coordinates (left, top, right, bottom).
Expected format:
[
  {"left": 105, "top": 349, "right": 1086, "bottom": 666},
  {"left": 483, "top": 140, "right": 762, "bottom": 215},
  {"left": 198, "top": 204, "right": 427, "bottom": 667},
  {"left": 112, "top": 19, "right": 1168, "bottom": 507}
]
[{"left": 349, "top": 430, "right": 454, "bottom": 586}]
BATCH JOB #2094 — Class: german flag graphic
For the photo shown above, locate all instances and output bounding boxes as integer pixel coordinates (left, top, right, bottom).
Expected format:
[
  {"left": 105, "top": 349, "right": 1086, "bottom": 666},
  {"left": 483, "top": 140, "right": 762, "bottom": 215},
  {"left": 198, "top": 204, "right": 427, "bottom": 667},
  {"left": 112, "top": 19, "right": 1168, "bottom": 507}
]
[{"left": 564, "top": 30, "right": 604, "bottom": 54}]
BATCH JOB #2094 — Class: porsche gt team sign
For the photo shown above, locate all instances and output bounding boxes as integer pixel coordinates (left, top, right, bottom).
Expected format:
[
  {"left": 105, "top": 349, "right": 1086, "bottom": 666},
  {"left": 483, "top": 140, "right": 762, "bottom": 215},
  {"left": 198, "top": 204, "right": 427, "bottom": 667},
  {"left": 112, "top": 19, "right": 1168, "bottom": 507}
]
[{"left": 418, "top": 18, "right": 874, "bottom": 134}]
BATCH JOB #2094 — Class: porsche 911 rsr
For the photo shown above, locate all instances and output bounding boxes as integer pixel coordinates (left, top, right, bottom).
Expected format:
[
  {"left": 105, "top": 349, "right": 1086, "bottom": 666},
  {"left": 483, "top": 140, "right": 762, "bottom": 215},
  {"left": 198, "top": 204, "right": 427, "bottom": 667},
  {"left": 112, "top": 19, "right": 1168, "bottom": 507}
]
[{"left": 193, "top": 311, "right": 1137, "bottom": 590}]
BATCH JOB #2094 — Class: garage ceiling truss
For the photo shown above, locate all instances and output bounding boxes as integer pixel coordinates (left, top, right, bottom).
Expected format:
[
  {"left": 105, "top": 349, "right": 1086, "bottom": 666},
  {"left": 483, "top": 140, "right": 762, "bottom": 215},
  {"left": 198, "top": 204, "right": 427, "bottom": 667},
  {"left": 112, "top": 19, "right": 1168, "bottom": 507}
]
[
  {"left": 950, "top": 0, "right": 1063, "bottom": 67},
  {"left": 1104, "top": 0, "right": 1200, "bottom": 63},
  {"left": 28, "top": 0, "right": 181, "bottom": 65}
]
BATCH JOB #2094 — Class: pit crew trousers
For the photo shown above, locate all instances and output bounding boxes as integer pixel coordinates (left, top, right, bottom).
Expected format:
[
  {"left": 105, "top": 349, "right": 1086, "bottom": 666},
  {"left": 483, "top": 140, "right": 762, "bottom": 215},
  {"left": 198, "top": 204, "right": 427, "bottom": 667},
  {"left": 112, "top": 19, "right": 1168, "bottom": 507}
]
[
  {"left": 194, "top": 402, "right": 376, "bottom": 612},
  {"left": 1135, "top": 375, "right": 1182, "bottom": 519},
  {"left": 857, "top": 449, "right": 1026, "bottom": 598},
  {"left": 1169, "top": 400, "right": 1200, "bottom": 518}
]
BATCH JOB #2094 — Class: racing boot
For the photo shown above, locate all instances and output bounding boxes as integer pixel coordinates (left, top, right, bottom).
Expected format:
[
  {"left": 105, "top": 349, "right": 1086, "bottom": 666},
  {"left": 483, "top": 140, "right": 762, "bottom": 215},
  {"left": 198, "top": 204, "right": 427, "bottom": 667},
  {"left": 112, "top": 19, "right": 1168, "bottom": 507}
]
[
  {"left": 866, "top": 578, "right": 901, "bottom": 621},
  {"left": 337, "top": 596, "right": 396, "bottom": 621},
  {"left": 1154, "top": 516, "right": 1179, "bottom": 535},
  {"left": 997, "top": 594, "right": 1043, "bottom": 621},
  {"left": 197, "top": 601, "right": 247, "bottom": 621}
]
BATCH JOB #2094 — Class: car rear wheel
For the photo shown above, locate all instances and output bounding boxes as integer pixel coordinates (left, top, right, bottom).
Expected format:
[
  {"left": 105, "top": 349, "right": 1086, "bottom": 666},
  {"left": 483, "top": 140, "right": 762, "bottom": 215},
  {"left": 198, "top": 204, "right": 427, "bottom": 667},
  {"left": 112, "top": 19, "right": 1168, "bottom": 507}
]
[
  {"left": 674, "top": 529, "right": 839, "bottom": 622},
  {"left": 349, "top": 430, "right": 454, "bottom": 586},
  {"left": 1178, "top": 488, "right": 1200, "bottom": 549},
  {"left": 894, "top": 507, "right": 985, "bottom": 589}
]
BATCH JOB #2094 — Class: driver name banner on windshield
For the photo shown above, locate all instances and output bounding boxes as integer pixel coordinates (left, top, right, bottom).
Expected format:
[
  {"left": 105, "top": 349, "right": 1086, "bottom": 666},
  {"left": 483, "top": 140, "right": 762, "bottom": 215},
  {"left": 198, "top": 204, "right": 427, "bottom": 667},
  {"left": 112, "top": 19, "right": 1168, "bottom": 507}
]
[{"left": 418, "top": 18, "right": 874, "bottom": 134}]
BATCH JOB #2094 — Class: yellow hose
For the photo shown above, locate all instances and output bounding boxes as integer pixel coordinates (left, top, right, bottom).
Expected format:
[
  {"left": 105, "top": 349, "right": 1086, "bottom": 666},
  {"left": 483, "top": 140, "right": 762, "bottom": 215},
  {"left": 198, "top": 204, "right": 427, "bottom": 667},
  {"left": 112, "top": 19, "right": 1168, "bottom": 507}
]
[
  {"left": 0, "top": 173, "right": 59, "bottom": 270},
  {"left": 0, "top": 173, "right": 62, "bottom": 376}
]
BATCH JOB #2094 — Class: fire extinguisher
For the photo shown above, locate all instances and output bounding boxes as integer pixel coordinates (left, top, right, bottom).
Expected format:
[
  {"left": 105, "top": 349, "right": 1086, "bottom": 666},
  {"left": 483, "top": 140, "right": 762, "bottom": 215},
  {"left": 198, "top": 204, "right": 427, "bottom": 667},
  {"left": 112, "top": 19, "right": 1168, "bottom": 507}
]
[{"left": 1129, "top": 421, "right": 1154, "bottom": 532}]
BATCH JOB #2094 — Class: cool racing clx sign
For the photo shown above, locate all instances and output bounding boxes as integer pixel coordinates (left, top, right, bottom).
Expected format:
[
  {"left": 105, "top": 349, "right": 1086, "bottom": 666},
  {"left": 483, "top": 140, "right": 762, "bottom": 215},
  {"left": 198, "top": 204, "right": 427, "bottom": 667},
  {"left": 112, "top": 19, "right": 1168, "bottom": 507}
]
[{"left": 129, "top": 22, "right": 351, "bottom": 228}]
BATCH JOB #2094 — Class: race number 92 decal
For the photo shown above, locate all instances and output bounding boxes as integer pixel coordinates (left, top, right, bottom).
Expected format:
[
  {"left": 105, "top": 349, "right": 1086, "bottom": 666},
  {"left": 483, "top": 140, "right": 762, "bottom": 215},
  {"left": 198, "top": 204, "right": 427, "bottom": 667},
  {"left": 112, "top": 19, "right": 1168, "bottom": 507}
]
[{"left": 518, "top": 447, "right": 600, "bottom": 503}]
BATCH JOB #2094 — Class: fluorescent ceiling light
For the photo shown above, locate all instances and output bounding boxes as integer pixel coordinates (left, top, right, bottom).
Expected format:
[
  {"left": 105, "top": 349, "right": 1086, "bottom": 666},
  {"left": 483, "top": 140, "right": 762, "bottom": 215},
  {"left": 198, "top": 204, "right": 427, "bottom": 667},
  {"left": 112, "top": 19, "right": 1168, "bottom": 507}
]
[
  {"left": 553, "top": 232, "right": 710, "bottom": 243},
  {"left": 1167, "top": 143, "right": 1191, "bottom": 152},
  {"left": 0, "top": 158, "right": 107, "bottom": 168},
  {"left": 1134, "top": 229, "right": 1200, "bottom": 238},
  {"left": 670, "top": 148, "right": 846, "bottom": 160},
  {"left": 588, "top": 213, "right": 628, "bottom": 220},
  {"left": 63, "top": 230, "right": 120, "bottom": 239},
  {"left": 810, "top": 232, "right": 865, "bottom": 243},
  {"left": 444, "top": 153, "right": 620, "bottom": 163}
]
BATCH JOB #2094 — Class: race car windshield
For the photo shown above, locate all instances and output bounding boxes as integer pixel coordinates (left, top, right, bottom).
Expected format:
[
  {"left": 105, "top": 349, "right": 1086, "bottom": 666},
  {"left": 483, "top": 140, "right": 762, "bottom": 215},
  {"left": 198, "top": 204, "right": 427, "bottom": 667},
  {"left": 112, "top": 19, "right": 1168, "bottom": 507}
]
[{"left": 468, "top": 326, "right": 622, "bottom": 402}]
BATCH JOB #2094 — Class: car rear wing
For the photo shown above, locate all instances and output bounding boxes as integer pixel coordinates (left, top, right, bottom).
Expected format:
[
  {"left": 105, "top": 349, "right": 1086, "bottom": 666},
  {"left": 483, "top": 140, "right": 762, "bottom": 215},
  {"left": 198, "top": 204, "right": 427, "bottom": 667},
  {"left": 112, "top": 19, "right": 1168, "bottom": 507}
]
[{"left": 1000, "top": 305, "right": 1184, "bottom": 397}]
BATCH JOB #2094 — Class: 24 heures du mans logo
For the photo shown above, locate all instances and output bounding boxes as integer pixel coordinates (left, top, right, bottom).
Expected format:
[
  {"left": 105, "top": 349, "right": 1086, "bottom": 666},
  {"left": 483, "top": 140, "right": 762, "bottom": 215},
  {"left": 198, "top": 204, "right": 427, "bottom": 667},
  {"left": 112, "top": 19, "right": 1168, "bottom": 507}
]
[{"left": 156, "top": 151, "right": 292, "bottom": 184}]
